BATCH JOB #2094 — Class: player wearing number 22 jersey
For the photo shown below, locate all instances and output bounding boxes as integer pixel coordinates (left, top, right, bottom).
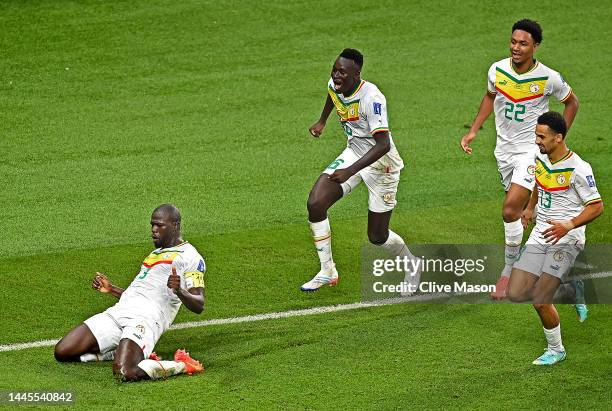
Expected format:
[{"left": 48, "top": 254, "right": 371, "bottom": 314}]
[{"left": 460, "top": 19, "right": 579, "bottom": 300}]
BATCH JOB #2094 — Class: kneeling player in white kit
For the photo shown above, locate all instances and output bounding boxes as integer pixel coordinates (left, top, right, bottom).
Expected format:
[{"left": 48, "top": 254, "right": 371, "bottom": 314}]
[
  {"left": 55, "top": 204, "right": 205, "bottom": 381},
  {"left": 507, "top": 112, "right": 603, "bottom": 365},
  {"left": 302, "top": 48, "right": 420, "bottom": 293}
]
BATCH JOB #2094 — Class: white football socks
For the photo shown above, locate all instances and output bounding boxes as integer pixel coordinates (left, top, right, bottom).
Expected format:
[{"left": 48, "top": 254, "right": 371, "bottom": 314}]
[
  {"left": 310, "top": 218, "right": 334, "bottom": 272},
  {"left": 380, "top": 230, "right": 420, "bottom": 278},
  {"left": 503, "top": 219, "right": 523, "bottom": 277},
  {"left": 80, "top": 351, "right": 115, "bottom": 362},
  {"left": 137, "top": 359, "right": 186, "bottom": 380},
  {"left": 543, "top": 324, "right": 565, "bottom": 353}
]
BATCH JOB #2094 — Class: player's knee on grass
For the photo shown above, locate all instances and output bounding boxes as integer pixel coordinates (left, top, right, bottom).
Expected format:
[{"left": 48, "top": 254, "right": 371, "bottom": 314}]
[
  {"left": 112, "top": 360, "right": 147, "bottom": 382},
  {"left": 54, "top": 340, "right": 74, "bottom": 362}
]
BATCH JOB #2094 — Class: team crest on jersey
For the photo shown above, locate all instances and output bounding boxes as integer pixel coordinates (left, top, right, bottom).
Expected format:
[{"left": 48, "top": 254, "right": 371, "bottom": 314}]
[
  {"left": 556, "top": 174, "right": 567, "bottom": 185},
  {"left": 529, "top": 83, "right": 540, "bottom": 94},
  {"left": 527, "top": 165, "right": 535, "bottom": 175},
  {"left": 586, "top": 175, "right": 596, "bottom": 187}
]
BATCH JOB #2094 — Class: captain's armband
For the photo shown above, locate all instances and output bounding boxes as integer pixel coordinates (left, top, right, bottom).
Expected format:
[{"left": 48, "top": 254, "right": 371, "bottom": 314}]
[{"left": 184, "top": 271, "right": 205, "bottom": 289}]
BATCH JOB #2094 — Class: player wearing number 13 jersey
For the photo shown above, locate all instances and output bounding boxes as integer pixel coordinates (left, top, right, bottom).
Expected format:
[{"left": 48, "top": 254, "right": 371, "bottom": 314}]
[
  {"left": 301, "top": 48, "right": 420, "bottom": 293},
  {"left": 460, "top": 19, "right": 580, "bottom": 299},
  {"left": 507, "top": 112, "right": 603, "bottom": 365}
]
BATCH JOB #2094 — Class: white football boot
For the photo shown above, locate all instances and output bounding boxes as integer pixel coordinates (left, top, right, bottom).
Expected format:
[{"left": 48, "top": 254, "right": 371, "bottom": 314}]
[{"left": 300, "top": 264, "right": 339, "bottom": 292}]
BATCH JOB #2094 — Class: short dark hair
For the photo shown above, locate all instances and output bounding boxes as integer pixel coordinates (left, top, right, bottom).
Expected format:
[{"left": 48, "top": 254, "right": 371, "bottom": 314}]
[
  {"left": 512, "top": 19, "right": 543, "bottom": 44},
  {"left": 537, "top": 111, "right": 567, "bottom": 138},
  {"left": 339, "top": 48, "right": 363, "bottom": 69},
  {"left": 153, "top": 203, "right": 182, "bottom": 224}
]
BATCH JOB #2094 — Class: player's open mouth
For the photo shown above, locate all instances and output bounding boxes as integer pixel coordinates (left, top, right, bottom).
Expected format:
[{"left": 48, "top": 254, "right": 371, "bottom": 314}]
[{"left": 333, "top": 81, "right": 342, "bottom": 91}]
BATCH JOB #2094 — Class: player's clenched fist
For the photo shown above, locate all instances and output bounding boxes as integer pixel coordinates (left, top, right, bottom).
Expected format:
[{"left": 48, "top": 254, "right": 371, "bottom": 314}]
[
  {"left": 309, "top": 121, "right": 326, "bottom": 137},
  {"left": 167, "top": 266, "right": 181, "bottom": 292},
  {"left": 92, "top": 272, "right": 112, "bottom": 293}
]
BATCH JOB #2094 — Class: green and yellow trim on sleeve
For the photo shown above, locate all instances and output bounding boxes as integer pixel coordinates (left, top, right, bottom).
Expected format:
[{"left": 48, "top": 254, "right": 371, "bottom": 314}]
[
  {"left": 184, "top": 271, "right": 204, "bottom": 289},
  {"left": 372, "top": 127, "right": 389, "bottom": 136},
  {"left": 585, "top": 198, "right": 603, "bottom": 206},
  {"left": 560, "top": 89, "right": 573, "bottom": 103}
]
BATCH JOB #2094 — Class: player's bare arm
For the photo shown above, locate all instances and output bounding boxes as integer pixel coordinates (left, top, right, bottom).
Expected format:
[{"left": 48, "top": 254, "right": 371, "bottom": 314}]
[
  {"left": 328, "top": 131, "right": 391, "bottom": 184},
  {"left": 309, "top": 94, "right": 334, "bottom": 137},
  {"left": 92, "top": 272, "right": 124, "bottom": 298},
  {"left": 543, "top": 201, "right": 604, "bottom": 244},
  {"left": 167, "top": 267, "right": 205, "bottom": 314},
  {"left": 460, "top": 92, "right": 495, "bottom": 154},
  {"left": 521, "top": 188, "right": 539, "bottom": 229},
  {"left": 562, "top": 92, "right": 579, "bottom": 130}
]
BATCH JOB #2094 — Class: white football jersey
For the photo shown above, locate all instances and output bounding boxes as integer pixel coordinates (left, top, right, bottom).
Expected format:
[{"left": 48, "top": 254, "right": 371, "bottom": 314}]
[
  {"left": 327, "top": 78, "right": 404, "bottom": 172},
  {"left": 110, "top": 241, "right": 205, "bottom": 331},
  {"left": 487, "top": 58, "right": 572, "bottom": 155},
  {"left": 531, "top": 151, "right": 602, "bottom": 244}
]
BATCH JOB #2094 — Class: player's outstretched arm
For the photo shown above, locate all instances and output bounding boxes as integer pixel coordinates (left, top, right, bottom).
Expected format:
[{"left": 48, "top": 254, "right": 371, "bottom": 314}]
[
  {"left": 167, "top": 267, "right": 205, "bottom": 314},
  {"left": 562, "top": 92, "right": 579, "bottom": 131},
  {"left": 92, "top": 272, "right": 124, "bottom": 298},
  {"left": 460, "top": 92, "right": 495, "bottom": 155},
  {"left": 543, "top": 201, "right": 604, "bottom": 244},
  {"left": 329, "top": 131, "right": 390, "bottom": 184},
  {"left": 309, "top": 94, "right": 334, "bottom": 137}
]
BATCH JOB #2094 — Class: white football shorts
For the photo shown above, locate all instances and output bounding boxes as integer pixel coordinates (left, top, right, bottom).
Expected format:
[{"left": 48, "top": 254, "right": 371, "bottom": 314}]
[
  {"left": 83, "top": 307, "right": 162, "bottom": 358},
  {"left": 513, "top": 238, "right": 581, "bottom": 280},
  {"left": 323, "top": 147, "right": 400, "bottom": 213},
  {"left": 495, "top": 149, "right": 537, "bottom": 192}
]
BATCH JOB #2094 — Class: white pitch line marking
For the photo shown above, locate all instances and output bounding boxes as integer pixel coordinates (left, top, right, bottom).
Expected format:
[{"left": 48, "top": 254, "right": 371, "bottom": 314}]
[
  {"left": 2, "top": 270, "right": 610, "bottom": 353},
  {"left": 0, "top": 293, "right": 452, "bottom": 353}
]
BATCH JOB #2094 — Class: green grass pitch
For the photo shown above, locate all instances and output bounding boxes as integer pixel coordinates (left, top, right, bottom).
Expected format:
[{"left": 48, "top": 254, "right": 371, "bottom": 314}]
[{"left": 1, "top": 0, "right": 611, "bottom": 409}]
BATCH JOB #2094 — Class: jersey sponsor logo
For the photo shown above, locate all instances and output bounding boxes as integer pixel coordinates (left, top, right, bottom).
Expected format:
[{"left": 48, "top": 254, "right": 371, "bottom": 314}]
[
  {"left": 373, "top": 102, "right": 382, "bottom": 115},
  {"left": 586, "top": 175, "right": 596, "bottom": 187}
]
